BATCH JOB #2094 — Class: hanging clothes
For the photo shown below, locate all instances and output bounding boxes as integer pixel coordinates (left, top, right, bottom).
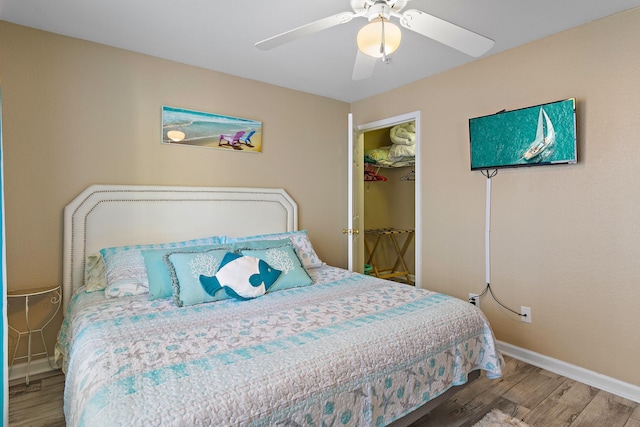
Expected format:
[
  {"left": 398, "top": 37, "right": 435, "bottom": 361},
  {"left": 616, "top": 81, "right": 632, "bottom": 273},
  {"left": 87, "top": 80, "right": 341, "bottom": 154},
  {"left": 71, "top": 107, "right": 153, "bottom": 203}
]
[{"left": 364, "top": 164, "right": 387, "bottom": 181}]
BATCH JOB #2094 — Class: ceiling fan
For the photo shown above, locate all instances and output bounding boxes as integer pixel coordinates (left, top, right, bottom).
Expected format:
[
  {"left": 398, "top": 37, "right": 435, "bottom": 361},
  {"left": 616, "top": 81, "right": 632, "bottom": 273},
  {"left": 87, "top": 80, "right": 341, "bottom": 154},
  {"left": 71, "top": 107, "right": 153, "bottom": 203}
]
[{"left": 255, "top": 0, "right": 495, "bottom": 80}]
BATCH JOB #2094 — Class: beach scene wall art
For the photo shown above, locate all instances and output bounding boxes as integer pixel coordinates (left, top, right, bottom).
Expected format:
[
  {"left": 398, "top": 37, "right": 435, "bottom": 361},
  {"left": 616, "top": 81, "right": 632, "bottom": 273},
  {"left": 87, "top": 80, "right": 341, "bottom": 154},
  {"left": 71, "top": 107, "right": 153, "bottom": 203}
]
[{"left": 162, "top": 106, "right": 262, "bottom": 153}]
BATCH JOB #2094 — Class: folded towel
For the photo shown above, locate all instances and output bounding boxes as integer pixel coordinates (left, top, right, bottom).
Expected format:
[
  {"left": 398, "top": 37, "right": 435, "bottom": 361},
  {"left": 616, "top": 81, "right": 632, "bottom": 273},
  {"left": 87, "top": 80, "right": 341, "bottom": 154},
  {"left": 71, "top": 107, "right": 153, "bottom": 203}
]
[
  {"left": 404, "top": 122, "right": 416, "bottom": 133},
  {"left": 390, "top": 122, "right": 416, "bottom": 146},
  {"left": 389, "top": 143, "right": 415, "bottom": 161}
]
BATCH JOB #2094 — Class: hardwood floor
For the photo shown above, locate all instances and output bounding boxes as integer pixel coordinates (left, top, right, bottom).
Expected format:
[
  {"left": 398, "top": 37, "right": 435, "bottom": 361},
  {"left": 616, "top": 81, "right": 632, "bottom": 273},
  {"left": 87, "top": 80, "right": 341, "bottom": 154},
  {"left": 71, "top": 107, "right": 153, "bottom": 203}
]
[
  {"left": 9, "top": 370, "right": 65, "bottom": 427},
  {"left": 8, "top": 356, "right": 640, "bottom": 426},
  {"left": 414, "top": 356, "right": 640, "bottom": 427}
]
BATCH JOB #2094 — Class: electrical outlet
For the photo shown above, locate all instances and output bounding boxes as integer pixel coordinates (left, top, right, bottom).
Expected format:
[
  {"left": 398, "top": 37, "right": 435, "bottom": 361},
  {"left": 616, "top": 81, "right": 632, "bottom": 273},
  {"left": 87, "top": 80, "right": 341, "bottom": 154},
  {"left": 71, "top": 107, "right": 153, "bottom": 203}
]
[
  {"left": 468, "top": 293, "right": 480, "bottom": 308},
  {"left": 520, "top": 306, "right": 532, "bottom": 323}
]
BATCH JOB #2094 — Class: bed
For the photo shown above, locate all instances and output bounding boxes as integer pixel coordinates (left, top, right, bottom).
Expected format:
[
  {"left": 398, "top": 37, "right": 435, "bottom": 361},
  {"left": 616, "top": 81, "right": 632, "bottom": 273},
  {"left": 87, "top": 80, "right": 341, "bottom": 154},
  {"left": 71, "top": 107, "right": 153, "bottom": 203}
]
[{"left": 56, "top": 184, "right": 503, "bottom": 426}]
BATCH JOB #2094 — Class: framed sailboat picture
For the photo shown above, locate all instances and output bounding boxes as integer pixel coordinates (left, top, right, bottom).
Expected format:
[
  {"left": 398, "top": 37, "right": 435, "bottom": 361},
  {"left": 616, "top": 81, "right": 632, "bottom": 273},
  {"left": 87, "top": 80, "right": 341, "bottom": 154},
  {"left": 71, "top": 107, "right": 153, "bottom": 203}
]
[
  {"left": 469, "top": 98, "right": 577, "bottom": 170},
  {"left": 162, "top": 106, "right": 262, "bottom": 153}
]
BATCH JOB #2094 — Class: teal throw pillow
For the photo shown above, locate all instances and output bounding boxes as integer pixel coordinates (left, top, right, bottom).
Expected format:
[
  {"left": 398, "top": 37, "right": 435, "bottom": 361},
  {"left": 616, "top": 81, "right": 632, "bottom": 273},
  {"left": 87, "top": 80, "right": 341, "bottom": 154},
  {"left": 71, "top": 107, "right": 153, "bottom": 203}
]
[
  {"left": 240, "top": 244, "right": 313, "bottom": 292},
  {"left": 226, "top": 230, "right": 324, "bottom": 268},
  {"left": 142, "top": 244, "right": 230, "bottom": 300},
  {"left": 165, "top": 248, "right": 230, "bottom": 307}
]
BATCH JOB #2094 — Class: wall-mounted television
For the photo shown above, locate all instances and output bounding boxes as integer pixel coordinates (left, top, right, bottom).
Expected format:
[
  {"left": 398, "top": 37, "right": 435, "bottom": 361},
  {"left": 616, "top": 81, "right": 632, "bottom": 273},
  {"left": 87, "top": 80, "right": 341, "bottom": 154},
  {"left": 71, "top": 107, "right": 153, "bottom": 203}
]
[{"left": 469, "top": 98, "right": 577, "bottom": 170}]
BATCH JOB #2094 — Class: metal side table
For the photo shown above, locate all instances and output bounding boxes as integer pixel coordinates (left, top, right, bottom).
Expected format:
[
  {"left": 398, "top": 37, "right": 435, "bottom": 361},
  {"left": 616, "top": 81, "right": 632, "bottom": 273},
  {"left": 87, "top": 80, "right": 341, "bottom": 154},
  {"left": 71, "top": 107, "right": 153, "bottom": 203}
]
[{"left": 8, "top": 285, "right": 61, "bottom": 385}]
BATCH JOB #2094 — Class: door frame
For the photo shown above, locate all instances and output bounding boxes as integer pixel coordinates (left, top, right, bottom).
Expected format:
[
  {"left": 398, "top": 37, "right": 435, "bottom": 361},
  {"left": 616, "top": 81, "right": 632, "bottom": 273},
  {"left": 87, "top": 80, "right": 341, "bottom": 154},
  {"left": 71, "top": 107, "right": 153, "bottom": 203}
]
[{"left": 349, "top": 111, "right": 422, "bottom": 287}]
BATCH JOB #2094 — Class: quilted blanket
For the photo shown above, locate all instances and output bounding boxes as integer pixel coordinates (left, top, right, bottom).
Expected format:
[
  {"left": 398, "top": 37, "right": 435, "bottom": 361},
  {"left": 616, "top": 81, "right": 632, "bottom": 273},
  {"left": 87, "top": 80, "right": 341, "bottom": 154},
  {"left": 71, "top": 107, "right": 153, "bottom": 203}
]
[{"left": 57, "top": 266, "right": 503, "bottom": 426}]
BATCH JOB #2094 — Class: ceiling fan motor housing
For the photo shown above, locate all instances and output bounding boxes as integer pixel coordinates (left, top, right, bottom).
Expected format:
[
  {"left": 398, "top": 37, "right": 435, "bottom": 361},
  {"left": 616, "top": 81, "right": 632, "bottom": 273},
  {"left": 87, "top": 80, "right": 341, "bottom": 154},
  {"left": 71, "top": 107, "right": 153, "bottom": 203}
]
[
  {"left": 351, "top": 0, "right": 409, "bottom": 20},
  {"left": 368, "top": 3, "right": 391, "bottom": 20}
]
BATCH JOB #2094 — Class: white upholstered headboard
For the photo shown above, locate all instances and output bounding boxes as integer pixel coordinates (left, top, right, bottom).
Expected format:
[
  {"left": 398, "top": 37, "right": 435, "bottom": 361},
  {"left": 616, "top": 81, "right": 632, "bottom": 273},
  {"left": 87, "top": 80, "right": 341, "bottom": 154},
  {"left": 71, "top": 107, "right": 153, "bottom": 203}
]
[{"left": 63, "top": 185, "right": 298, "bottom": 312}]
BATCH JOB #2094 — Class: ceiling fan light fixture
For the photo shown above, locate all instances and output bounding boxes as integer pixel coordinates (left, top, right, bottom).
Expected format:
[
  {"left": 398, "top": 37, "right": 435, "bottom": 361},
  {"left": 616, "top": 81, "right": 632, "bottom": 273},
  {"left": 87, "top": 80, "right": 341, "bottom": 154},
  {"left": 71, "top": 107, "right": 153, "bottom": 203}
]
[{"left": 357, "top": 17, "right": 401, "bottom": 58}]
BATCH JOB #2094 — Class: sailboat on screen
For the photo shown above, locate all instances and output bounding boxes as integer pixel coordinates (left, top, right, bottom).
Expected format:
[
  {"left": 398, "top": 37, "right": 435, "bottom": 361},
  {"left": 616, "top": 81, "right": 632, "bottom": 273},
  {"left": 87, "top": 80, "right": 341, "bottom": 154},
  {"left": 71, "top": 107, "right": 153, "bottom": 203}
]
[{"left": 522, "top": 107, "right": 556, "bottom": 161}]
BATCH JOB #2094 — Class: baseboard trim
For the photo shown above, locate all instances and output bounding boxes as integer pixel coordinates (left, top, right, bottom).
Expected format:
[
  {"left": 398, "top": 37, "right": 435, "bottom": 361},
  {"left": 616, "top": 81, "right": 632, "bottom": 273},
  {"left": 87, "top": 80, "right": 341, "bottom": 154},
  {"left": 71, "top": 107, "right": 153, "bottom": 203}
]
[
  {"left": 9, "top": 357, "right": 58, "bottom": 383},
  {"left": 497, "top": 340, "right": 640, "bottom": 404}
]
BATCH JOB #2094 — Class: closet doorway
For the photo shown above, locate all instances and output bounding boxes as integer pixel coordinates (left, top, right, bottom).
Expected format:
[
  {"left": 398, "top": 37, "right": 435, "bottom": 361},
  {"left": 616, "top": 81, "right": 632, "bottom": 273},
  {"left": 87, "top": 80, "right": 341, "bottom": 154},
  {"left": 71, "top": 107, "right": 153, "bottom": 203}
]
[{"left": 348, "top": 111, "right": 421, "bottom": 287}]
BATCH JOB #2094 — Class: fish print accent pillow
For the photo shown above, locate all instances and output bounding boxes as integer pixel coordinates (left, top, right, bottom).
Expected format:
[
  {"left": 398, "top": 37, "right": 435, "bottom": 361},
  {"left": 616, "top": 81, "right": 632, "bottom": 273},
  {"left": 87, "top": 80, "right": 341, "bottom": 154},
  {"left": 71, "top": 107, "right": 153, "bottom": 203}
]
[
  {"left": 240, "top": 244, "right": 313, "bottom": 292},
  {"left": 200, "top": 252, "right": 281, "bottom": 300}
]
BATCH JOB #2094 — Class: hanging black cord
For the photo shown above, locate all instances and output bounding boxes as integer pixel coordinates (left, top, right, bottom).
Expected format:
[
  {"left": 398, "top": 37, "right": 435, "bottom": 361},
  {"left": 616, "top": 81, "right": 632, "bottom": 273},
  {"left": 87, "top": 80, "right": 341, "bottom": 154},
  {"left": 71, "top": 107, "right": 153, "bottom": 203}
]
[
  {"left": 476, "top": 167, "right": 524, "bottom": 317},
  {"left": 481, "top": 169, "right": 498, "bottom": 178},
  {"left": 477, "top": 283, "right": 525, "bottom": 317}
]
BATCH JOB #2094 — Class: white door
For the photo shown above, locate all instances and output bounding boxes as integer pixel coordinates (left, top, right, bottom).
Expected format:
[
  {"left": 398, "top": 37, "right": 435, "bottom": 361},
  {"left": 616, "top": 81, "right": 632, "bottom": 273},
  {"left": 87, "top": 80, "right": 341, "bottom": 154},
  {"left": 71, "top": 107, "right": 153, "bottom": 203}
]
[
  {"left": 346, "top": 113, "right": 364, "bottom": 272},
  {"left": 348, "top": 111, "right": 422, "bottom": 286}
]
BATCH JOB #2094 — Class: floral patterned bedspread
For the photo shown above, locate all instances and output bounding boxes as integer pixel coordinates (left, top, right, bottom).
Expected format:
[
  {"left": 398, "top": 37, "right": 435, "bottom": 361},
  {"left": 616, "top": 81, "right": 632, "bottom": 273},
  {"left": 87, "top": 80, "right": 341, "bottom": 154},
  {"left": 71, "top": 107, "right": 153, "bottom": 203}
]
[{"left": 57, "top": 266, "right": 503, "bottom": 426}]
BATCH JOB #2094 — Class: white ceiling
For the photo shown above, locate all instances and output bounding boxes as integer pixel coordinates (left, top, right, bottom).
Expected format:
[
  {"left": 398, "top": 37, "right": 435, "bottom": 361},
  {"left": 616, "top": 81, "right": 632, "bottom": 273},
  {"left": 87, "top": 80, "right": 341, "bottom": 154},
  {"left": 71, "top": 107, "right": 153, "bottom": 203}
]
[{"left": 1, "top": 0, "right": 639, "bottom": 102}]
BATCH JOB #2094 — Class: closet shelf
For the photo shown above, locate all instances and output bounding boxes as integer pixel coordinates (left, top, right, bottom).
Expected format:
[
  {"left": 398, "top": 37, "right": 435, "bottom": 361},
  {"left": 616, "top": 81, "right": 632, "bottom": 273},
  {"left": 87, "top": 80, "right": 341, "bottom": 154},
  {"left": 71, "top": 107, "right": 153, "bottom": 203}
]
[
  {"left": 364, "top": 164, "right": 415, "bottom": 182},
  {"left": 364, "top": 160, "right": 415, "bottom": 169}
]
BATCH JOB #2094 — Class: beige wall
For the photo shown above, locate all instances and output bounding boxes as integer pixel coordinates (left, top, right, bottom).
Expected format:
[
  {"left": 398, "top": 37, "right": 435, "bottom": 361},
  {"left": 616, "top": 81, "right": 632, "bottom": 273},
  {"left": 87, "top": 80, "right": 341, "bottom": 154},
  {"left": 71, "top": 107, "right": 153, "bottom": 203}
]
[
  {"left": 353, "top": 8, "right": 640, "bottom": 386},
  {"left": 0, "top": 21, "right": 350, "bottom": 360}
]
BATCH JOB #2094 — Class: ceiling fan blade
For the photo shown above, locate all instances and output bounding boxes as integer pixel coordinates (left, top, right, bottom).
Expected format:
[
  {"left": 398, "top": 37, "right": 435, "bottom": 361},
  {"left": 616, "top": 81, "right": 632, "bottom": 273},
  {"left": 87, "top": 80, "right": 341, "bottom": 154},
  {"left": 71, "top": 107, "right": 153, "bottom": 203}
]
[
  {"left": 399, "top": 9, "right": 494, "bottom": 57},
  {"left": 256, "top": 12, "right": 356, "bottom": 50},
  {"left": 352, "top": 51, "right": 377, "bottom": 80}
]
